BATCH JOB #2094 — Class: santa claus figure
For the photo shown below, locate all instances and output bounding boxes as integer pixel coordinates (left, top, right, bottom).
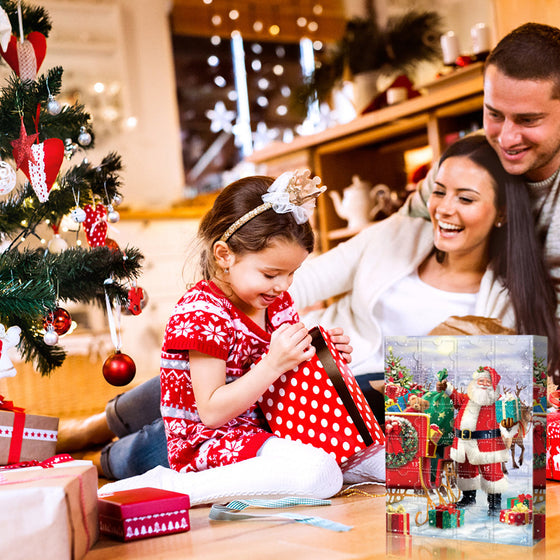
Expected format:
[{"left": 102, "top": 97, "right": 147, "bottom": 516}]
[{"left": 437, "top": 365, "right": 517, "bottom": 516}]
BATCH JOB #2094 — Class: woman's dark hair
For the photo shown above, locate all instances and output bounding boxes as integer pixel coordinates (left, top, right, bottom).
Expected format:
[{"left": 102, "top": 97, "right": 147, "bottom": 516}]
[
  {"left": 197, "top": 175, "right": 315, "bottom": 280},
  {"left": 439, "top": 135, "right": 559, "bottom": 373}
]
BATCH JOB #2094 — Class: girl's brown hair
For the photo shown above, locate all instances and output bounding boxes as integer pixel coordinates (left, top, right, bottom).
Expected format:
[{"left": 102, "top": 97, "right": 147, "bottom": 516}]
[{"left": 198, "top": 175, "right": 315, "bottom": 280}]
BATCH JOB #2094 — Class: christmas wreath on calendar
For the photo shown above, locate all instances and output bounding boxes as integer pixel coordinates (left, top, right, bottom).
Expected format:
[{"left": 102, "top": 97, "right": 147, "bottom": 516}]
[{"left": 385, "top": 415, "right": 418, "bottom": 469}]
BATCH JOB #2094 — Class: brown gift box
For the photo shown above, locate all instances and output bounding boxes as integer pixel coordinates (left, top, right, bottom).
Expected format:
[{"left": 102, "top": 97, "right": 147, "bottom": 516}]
[
  {"left": 0, "top": 409, "right": 59, "bottom": 465},
  {"left": 0, "top": 463, "right": 99, "bottom": 560}
]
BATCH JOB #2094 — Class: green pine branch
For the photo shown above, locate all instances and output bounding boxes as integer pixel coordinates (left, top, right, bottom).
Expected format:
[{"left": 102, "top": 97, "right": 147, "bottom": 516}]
[
  {"left": 0, "top": 67, "right": 93, "bottom": 159},
  {"left": 0, "top": 0, "right": 52, "bottom": 37},
  {"left": 0, "top": 245, "right": 143, "bottom": 375}
]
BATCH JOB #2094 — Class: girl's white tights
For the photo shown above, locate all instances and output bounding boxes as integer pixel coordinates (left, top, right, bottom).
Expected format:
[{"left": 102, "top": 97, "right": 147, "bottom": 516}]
[{"left": 99, "top": 437, "right": 343, "bottom": 506}]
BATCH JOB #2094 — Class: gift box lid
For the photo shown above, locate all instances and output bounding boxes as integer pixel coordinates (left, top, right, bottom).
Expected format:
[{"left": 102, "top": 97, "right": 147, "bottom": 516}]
[{"left": 98, "top": 487, "right": 190, "bottom": 520}]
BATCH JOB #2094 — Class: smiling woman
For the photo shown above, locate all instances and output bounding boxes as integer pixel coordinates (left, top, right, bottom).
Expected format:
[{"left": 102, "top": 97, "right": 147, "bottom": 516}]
[{"left": 290, "top": 134, "right": 559, "bottom": 421}]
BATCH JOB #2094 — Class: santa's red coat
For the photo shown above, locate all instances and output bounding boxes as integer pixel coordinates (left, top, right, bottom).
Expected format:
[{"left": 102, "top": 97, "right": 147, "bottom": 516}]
[{"left": 448, "top": 386, "right": 509, "bottom": 465}]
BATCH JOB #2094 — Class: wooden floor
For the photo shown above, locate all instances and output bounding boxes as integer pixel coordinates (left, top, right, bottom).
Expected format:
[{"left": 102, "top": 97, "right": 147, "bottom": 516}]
[{"left": 86, "top": 481, "right": 559, "bottom": 559}]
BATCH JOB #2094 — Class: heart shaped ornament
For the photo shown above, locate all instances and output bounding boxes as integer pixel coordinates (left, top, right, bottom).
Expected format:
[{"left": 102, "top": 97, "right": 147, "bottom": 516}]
[
  {"left": 83, "top": 203, "right": 108, "bottom": 247},
  {"left": 1, "top": 31, "right": 47, "bottom": 81},
  {"left": 17, "top": 138, "right": 64, "bottom": 202}
]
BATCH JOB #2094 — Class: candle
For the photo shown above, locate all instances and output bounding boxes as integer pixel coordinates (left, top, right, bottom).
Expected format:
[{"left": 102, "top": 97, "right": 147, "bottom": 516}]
[
  {"left": 441, "top": 31, "right": 460, "bottom": 66},
  {"left": 471, "top": 23, "right": 491, "bottom": 55}
]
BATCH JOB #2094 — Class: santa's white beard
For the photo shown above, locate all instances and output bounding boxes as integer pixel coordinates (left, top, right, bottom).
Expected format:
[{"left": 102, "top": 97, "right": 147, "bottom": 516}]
[{"left": 467, "top": 381, "right": 497, "bottom": 406}]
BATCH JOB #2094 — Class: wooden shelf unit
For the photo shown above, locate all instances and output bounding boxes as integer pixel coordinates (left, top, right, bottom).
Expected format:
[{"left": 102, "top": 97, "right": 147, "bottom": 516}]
[{"left": 247, "top": 64, "right": 484, "bottom": 253}]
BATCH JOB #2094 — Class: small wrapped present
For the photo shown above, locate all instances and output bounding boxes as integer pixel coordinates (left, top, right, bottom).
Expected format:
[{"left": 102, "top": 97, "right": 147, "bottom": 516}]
[
  {"left": 428, "top": 504, "right": 465, "bottom": 529},
  {"left": 0, "top": 462, "right": 98, "bottom": 560},
  {"left": 499, "top": 503, "right": 532, "bottom": 525},
  {"left": 0, "top": 397, "right": 58, "bottom": 465},
  {"left": 495, "top": 395, "right": 521, "bottom": 424},
  {"left": 386, "top": 393, "right": 409, "bottom": 412},
  {"left": 533, "top": 396, "right": 547, "bottom": 413},
  {"left": 506, "top": 493, "right": 533, "bottom": 509},
  {"left": 385, "top": 383, "right": 409, "bottom": 403},
  {"left": 98, "top": 487, "right": 191, "bottom": 541},
  {"left": 386, "top": 504, "right": 410, "bottom": 535},
  {"left": 259, "top": 326, "right": 385, "bottom": 464}
]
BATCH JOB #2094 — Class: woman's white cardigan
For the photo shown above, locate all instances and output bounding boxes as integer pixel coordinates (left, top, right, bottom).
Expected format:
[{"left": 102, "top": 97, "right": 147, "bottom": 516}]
[{"left": 289, "top": 213, "right": 515, "bottom": 376}]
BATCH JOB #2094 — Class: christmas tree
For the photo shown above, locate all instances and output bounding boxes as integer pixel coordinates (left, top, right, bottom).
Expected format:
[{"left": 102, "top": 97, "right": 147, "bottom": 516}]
[{"left": 0, "top": 1, "right": 143, "bottom": 378}]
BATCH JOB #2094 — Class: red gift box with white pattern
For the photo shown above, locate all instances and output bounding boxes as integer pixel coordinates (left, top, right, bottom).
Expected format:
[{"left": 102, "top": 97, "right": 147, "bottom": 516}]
[
  {"left": 258, "top": 326, "right": 385, "bottom": 465},
  {"left": 547, "top": 410, "right": 560, "bottom": 480},
  {"left": 0, "top": 408, "right": 59, "bottom": 465},
  {"left": 98, "top": 487, "right": 191, "bottom": 542}
]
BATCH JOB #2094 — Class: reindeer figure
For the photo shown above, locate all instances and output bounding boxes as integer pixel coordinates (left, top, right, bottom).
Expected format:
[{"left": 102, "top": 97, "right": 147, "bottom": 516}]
[{"left": 501, "top": 384, "right": 532, "bottom": 470}]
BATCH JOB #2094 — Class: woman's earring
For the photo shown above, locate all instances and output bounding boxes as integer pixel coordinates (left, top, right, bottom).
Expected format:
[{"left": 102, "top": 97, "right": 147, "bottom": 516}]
[
  {"left": 224, "top": 268, "right": 229, "bottom": 274},
  {"left": 496, "top": 221, "right": 503, "bottom": 228}
]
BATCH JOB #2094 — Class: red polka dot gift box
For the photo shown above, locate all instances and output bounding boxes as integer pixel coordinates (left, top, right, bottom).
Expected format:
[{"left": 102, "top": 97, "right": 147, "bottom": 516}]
[{"left": 258, "top": 326, "right": 385, "bottom": 465}]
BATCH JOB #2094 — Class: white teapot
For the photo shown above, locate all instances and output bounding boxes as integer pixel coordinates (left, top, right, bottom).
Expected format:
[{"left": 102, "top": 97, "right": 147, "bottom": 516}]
[{"left": 329, "top": 175, "right": 376, "bottom": 230}]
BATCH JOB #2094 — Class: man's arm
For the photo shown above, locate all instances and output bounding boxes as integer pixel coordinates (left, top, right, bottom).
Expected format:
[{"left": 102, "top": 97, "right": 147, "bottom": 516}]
[{"left": 398, "top": 161, "right": 437, "bottom": 219}]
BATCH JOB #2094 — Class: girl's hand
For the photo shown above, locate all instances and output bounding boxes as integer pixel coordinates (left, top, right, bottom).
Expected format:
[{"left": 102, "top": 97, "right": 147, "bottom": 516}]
[
  {"left": 264, "top": 322, "right": 315, "bottom": 375},
  {"left": 327, "top": 327, "right": 353, "bottom": 363}
]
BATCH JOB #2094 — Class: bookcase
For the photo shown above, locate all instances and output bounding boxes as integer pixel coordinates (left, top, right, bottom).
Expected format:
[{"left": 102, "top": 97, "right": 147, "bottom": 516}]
[{"left": 246, "top": 63, "right": 484, "bottom": 252}]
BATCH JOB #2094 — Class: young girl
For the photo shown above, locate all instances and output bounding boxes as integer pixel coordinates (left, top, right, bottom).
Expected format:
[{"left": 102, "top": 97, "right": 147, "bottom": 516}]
[{"left": 100, "top": 170, "right": 352, "bottom": 504}]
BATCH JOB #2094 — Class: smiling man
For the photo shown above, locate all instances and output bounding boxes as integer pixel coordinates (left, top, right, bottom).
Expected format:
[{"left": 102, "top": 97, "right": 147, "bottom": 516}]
[{"left": 404, "top": 23, "right": 560, "bottom": 320}]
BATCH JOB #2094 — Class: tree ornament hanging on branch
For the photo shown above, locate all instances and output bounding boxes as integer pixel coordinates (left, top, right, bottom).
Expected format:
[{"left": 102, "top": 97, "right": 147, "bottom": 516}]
[
  {"left": 102, "top": 278, "right": 136, "bottom": 386},
  {"left": 64, "top": 138, "right": 78, "bottom": 159},
  {"left": 0, "top": 6, "right": 11, "bottom": 53},
  {"left": 0, "top": 158, "right": 17, "bottom": 195},
  {"left": 0, "top": 3, "right": 46, "bottom": 81},
  {"left": 77, "top": 126, "right": 92, "bottom": 147},
  {"left": 11, "top": 113, "right": 64, "bottom": 203},
  {"left": 45, "top": 76, "right": 62, "bottom": 115},
  {"left": 83, "top": 203, "right": 108, "bottom": 247},
  {"left": 43, "top": 307, "right": 72, "bottom": 336},
  {"left": 0, "top": 324, "right": 21, "bottom": 378},
  {"left": 122, "top": 284, "right": 148, "bottom": 316},
  {"left": 1, "top": 31, "right": 46, "bottom": 81},
  {"left": 43, "top": 324, "right": 58, "bottom": 346}
]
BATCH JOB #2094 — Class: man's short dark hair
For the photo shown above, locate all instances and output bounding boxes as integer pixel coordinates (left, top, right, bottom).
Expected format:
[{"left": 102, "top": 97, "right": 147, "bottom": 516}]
[{"left": 485, "top": 23, "right": 560, "bottom": 98}]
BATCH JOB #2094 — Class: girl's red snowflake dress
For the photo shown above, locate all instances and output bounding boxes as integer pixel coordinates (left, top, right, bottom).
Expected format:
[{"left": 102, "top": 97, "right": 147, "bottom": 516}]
[{"left": 160, "top": 280, "right": 299, "bottom": 472}]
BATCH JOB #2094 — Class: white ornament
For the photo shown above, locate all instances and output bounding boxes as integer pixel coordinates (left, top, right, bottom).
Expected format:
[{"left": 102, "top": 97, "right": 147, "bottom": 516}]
[
  {"left": 107, "top": 205, "right": 120, "bottom": 223},
  {"left": 46, "top": 95, "right": 62, "bottom": 116},
  {"left": 78, "top": 126, "right": 92, "bottom": 146},
  {"left": 112, "top": 194, "right": 123, "bottom": 207},
  {"left": 43, "top": 325, "right": 59, "bottom": 346},
  {"left": 71, "top": 207, "right": 87, "bottom": 223},
  {"left": 0, "top": 7, "right": 11, "bottom": 53},
  {"left": 0, "top": 324, "right": 21, "bottom": 378},
  {"left": 206, "top": 101, "right": 236, "bottom": 133},
  {"left": 48, "top": 234, "right": 68, "bottom": 253},
  {"left": 0, "top": 160, "right": 17, "bottom": 195}
]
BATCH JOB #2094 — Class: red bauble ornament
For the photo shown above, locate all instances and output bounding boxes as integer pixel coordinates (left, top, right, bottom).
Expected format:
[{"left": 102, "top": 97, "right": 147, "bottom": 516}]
[
  {"left": 105, "top": 238, "right": 120, "bottom": 252},
  {"left": 102, "top": 351, "right": 136, "bottom": 386},
  {"left": 44, "top": 307, "right": 72, "bottom": 335}
]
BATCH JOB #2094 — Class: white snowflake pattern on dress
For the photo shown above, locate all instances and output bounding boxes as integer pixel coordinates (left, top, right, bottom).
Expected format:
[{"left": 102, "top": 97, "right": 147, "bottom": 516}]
[{"left": 161, "top": 280, "right": 299, "bottom": 472}]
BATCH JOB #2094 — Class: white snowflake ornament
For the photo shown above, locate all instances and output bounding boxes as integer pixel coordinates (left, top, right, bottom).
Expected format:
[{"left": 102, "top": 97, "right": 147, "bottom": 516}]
[
  {"left": 206, "top": 101, "right": 236, "bottom": 133},
  {"left": 0, "top": 324, "right": 21, "bottom": 378}
]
